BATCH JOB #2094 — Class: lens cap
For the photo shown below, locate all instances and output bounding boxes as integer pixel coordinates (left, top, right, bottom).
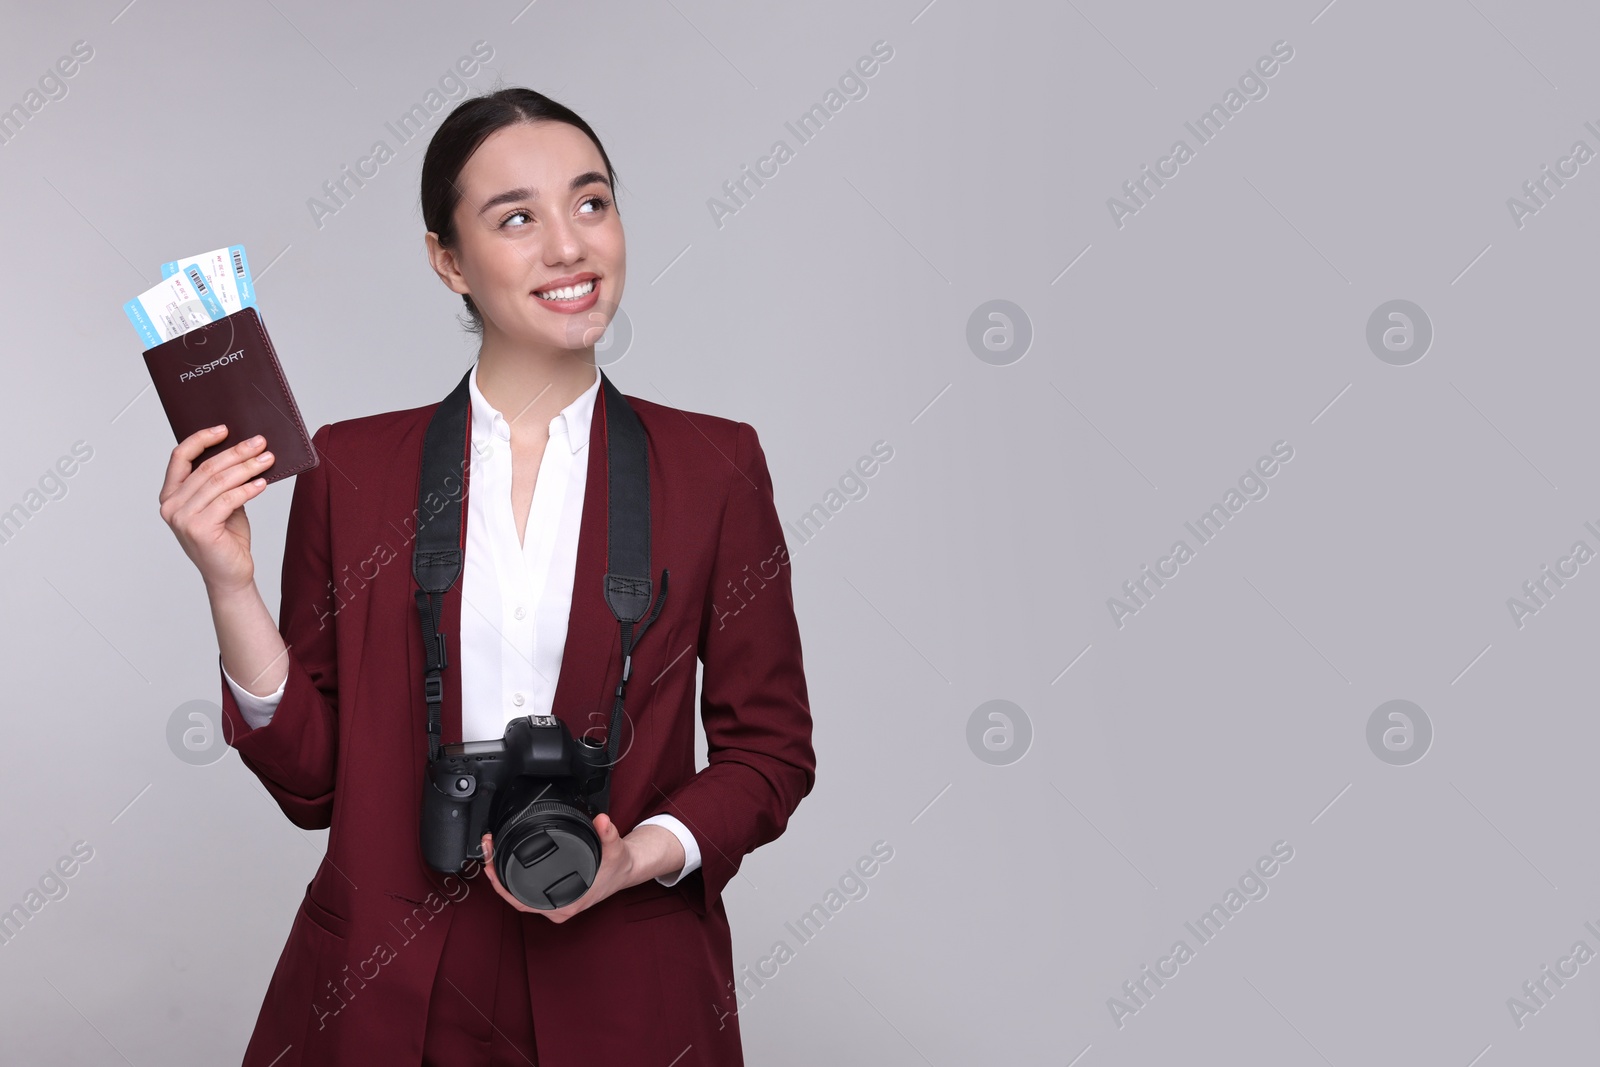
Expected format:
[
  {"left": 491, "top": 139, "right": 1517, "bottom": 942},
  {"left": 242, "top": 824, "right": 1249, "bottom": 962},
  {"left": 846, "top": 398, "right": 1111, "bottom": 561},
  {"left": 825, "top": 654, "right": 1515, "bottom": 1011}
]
[{"left": 496, "top": 803, "right": 601, "bottom": 910}]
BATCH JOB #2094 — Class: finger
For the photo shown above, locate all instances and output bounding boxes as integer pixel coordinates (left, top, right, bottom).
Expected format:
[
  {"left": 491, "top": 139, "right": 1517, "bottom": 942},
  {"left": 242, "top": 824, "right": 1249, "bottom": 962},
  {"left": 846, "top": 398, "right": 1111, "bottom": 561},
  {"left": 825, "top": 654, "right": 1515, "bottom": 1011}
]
[
  {"left": 161, "top": 424, "right": 228, "bottom": 502},
  {"left": 162, "top": 434, "right": 269, "bottom": 515},
  {"left": 170, "top": 447, "right": 274, "bottom": 529},
  {"left": 189, "top": 454, "right": 275, "bottom": 527},
  {"left": 480, "top": 836, "right": 508, "bottom": 892},
  {"left": 185, "top": 434, "right": 269, "bottom": 496}
]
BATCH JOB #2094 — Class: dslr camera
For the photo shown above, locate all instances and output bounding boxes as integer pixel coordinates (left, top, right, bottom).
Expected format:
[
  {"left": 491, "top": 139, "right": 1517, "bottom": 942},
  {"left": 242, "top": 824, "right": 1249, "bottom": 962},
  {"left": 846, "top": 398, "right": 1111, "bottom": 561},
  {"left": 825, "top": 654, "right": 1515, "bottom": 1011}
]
[{"left": 421, "top": 714, "right": 612, "bottom": 910}]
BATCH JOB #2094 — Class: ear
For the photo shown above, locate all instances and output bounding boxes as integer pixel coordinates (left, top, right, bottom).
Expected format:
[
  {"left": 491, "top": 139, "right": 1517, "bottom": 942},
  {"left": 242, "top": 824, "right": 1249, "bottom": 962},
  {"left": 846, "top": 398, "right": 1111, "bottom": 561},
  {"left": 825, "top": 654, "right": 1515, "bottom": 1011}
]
[{"left": 424, "top": 231, "right": 471, "bottom": 296}]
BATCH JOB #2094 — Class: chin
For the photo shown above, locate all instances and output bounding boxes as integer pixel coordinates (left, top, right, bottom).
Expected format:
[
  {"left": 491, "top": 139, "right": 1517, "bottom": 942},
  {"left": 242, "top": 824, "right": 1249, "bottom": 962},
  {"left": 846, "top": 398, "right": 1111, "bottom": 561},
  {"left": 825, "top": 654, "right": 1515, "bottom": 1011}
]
[
  {"left": 554, "top": 314, "right": 614, "bottom": 349},
  {"left": 514, "top": 323, "right": 606, "bottom": 351}
]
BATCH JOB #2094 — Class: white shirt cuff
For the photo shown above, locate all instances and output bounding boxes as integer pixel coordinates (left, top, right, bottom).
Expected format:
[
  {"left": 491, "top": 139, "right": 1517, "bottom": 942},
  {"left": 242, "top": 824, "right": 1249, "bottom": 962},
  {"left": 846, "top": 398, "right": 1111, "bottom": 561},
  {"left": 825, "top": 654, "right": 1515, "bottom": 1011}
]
[
  {"left": 220, "top": 654, "right": 286, "bottom": 731},
  {"left": 637, "top": 813, "right": 701, "bottom": 886}
]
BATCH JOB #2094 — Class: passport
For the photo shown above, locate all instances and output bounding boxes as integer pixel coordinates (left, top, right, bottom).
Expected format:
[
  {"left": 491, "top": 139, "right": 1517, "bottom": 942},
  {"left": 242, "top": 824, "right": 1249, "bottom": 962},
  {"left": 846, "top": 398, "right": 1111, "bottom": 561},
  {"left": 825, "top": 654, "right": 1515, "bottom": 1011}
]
[{"left": 141, "top": 306, "right": 318, "bottom": 485}]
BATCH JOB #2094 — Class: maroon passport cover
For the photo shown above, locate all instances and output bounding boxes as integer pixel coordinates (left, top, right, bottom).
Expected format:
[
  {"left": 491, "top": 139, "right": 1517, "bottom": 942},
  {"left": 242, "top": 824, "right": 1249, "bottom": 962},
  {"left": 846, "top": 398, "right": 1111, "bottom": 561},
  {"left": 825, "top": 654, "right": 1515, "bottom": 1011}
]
[{"left": 141, "top": 306, "right": 317, "bottom": 484}]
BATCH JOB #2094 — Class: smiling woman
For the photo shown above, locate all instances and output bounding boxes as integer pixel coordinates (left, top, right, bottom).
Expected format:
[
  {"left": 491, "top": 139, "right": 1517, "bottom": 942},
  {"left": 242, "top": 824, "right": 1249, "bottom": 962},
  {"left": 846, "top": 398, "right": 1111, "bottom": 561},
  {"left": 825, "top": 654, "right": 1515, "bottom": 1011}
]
[
  {"left": 162, "top": 85, "right": 815, "bottom": 1067},
  {"left": 421, "top": 99, "right": 624, "bottom": 348}
]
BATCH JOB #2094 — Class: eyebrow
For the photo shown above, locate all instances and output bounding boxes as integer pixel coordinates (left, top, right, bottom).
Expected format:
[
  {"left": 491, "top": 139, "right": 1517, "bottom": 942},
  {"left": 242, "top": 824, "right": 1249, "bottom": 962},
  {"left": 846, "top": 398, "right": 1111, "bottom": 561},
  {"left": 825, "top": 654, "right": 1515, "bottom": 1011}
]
[{"left": 477, "top": 171, "right": 611, "bottom": 215}]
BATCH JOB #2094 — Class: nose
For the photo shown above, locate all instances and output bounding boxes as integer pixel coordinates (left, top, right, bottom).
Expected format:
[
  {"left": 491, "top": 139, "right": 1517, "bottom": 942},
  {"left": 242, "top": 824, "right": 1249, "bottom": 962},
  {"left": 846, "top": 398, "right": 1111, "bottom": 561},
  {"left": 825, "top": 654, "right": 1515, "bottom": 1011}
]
[{"left": 537, "top": 214, "right": 585, "bottom": 268}]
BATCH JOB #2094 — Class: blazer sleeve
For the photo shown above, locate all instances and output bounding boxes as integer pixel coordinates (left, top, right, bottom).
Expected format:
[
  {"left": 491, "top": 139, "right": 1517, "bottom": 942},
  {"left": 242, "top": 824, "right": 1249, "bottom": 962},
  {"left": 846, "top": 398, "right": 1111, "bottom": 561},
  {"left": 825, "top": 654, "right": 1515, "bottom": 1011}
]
[
  {"left": 218, "top": 422, "right": 340, "bottom": 830},
  {"left": 648, "top": 421, "right": 816, "bottom": 917}
]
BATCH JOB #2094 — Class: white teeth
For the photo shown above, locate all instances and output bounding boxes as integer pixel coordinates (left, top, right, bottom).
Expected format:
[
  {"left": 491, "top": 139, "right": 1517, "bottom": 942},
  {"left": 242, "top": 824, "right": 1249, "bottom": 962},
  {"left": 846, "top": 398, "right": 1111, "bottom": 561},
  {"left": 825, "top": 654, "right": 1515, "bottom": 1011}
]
[{"left": 535, "top": 279, "right": 596, "bottom": 300}]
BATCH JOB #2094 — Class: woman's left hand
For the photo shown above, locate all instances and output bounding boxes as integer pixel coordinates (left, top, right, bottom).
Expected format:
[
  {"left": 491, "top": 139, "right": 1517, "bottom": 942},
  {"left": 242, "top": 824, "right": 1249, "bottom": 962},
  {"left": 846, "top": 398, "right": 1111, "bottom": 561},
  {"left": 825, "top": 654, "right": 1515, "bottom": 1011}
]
[{"left": 480, "top": 813, "right": 637, "bottom": 923}]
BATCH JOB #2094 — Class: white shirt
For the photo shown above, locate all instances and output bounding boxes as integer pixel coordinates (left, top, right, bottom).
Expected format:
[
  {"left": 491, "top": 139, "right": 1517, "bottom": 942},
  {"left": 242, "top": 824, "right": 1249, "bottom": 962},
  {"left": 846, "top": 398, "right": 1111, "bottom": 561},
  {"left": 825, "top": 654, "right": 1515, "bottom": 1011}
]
[{"left": 220, "top": 359, "right": 700, "bottom": 887}]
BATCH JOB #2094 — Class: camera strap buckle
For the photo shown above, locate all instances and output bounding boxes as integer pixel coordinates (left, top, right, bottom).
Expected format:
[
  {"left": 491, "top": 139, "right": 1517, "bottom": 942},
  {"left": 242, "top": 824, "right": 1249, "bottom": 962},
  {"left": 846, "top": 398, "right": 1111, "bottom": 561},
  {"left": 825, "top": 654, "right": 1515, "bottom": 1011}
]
[{"left": 414, "top": 584, "right": 451, "bottom": 760}]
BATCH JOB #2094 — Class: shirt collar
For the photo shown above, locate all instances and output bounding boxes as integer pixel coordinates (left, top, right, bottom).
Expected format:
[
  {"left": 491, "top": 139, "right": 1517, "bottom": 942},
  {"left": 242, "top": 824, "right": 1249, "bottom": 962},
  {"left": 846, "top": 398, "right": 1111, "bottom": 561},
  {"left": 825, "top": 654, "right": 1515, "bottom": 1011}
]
[{"left": 467, "top": 360, "right": 602, "bottom": 455}]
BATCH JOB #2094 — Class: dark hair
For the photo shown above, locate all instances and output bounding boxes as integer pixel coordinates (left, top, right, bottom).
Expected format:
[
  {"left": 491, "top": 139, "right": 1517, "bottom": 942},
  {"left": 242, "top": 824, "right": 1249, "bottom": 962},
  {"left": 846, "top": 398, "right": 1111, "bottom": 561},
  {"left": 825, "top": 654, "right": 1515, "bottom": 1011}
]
[{"left": 421, "top": 87, "right": 621, "bottom": 334}]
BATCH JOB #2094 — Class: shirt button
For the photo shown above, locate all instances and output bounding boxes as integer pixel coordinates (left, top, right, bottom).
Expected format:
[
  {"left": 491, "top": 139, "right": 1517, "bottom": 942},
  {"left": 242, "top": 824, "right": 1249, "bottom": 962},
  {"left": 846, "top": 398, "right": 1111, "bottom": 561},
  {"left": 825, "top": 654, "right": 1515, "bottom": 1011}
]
[
  {"left": 514, "top": 606, "right": 527, "bottom": 621},
  {"left": 512, "top": 693, "right": 525, "bottom": 706}
]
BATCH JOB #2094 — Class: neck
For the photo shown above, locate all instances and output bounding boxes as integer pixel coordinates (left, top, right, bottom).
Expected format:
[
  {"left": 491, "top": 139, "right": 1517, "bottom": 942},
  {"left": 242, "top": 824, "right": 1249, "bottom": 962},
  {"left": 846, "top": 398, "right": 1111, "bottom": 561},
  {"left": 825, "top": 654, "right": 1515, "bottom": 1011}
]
[{"left": 474, "top": 330, "right": 597, "bottom": 437}]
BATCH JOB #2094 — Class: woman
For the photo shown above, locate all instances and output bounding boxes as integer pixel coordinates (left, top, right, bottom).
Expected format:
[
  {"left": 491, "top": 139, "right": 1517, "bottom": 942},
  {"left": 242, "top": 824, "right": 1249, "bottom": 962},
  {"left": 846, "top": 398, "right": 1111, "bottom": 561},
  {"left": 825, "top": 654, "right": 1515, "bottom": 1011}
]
[{"left": 158, "top": 88, "right": 815, "bottom": 1066}]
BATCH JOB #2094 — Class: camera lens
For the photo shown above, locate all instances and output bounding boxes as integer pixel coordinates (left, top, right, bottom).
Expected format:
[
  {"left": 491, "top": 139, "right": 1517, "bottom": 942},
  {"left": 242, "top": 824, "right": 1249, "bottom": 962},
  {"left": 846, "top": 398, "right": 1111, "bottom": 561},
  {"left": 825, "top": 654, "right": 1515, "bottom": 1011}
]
[{"left": 493, "top": 801, "right": 601, "bottom": 910}]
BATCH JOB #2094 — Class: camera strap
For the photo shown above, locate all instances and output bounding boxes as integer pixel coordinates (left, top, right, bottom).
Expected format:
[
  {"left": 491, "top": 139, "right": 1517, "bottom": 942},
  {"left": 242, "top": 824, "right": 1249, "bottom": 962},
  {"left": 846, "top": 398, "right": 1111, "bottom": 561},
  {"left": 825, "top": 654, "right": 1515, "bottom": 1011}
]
[{"left": 410, "top": 365, "right": 668, "bottom": 775}]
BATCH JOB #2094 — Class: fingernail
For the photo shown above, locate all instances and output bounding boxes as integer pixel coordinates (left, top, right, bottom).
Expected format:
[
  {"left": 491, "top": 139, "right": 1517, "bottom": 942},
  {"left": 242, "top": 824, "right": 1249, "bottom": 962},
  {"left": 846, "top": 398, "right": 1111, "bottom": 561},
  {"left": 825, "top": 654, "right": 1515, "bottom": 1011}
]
[{"left": 210, "top": 424, "right": 226, "bottom": 433}]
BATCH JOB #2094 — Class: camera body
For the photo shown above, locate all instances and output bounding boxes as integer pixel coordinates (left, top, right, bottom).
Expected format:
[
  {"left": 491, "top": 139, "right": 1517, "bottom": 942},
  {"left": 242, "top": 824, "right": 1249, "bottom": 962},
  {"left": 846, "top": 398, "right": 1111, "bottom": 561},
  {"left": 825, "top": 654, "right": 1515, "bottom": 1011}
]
[{"left": 421, "top": 714, "right": 612, "bottom": 910}]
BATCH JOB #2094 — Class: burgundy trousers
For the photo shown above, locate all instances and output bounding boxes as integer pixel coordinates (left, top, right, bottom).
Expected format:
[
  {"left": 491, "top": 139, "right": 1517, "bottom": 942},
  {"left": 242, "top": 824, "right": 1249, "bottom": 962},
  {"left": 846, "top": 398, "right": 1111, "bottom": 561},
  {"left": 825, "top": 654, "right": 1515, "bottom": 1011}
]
[{"left": 420, "top": 886, "right": 538, "bottom": 1067}]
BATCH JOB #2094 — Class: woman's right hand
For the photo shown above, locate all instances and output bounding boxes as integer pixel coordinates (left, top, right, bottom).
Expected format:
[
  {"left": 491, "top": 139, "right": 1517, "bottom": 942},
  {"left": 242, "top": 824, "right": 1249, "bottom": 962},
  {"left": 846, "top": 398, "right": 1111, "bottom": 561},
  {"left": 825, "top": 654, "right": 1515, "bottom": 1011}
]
[{"left": 159, "top": 425, "right": 275, "bottom": 594}]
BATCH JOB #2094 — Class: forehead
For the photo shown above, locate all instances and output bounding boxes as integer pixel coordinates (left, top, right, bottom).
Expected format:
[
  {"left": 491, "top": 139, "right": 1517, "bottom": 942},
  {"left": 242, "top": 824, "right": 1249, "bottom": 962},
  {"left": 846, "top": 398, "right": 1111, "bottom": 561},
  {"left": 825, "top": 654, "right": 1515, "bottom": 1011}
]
[{"left": 456, "top": 120, "right": 605, "bottom": 195}]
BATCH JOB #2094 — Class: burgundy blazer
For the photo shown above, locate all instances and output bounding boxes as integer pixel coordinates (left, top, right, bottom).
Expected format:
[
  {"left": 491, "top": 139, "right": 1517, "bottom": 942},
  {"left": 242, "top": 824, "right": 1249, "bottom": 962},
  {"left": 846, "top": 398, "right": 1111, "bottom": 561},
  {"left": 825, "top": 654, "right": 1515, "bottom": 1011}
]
[{"left": 218, "top": 377, "right": 816, "bottom": 1066}]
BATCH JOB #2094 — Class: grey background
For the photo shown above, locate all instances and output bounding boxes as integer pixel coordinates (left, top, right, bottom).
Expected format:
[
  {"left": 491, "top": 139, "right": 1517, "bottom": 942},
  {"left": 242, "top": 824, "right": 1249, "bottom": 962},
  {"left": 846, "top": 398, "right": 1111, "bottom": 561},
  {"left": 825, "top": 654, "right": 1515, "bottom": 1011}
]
[{"left": 1, "top": 0, "right": 1595, "bottom": 1063}]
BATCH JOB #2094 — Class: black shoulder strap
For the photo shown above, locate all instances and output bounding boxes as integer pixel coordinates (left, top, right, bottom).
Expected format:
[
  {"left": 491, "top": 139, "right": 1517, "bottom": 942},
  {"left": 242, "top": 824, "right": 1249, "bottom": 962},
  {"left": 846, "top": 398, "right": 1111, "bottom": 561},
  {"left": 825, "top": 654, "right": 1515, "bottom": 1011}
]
[
  {"left": 411, "top": 370, "right": 470, "bottom": 762},
  {"left": 595, "top": 370, "right": 669, "bottom": 769},
  {"left": 412, "top": 367, "right": 667, "bottom": 776}
]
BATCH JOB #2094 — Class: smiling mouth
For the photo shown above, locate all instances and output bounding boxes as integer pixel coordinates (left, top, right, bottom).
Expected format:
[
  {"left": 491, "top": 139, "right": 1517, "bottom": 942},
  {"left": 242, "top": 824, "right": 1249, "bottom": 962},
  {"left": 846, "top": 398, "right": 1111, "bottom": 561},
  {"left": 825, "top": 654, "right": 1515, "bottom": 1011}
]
[{"left": 533, "top": 278, "right": 597, "bottom": 301}]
